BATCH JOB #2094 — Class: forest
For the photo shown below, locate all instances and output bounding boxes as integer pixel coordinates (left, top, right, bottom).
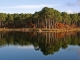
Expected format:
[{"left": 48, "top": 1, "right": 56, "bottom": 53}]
[{"left": 0, "top": 7, "right": 80, "bottom": 29}]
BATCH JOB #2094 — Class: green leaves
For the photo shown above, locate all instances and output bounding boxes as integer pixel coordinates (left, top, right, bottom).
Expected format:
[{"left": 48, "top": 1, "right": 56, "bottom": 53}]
[
  {"left": 70, "top": 14, "right": 78, "bottom": 24},
  {"left": 0, "top": 7, "right": 80, "bottom": 28},
  {"left": 6, "top": 14, "right": 13, "bottom": 21},
  {"left": 0, "top": 13, "right": 7, "bottom": 21}
]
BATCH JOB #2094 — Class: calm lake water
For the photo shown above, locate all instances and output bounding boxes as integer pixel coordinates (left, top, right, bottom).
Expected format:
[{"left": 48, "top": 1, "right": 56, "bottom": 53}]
[{"left": 0, "top": 31, "right": 80, "bottom": 60}]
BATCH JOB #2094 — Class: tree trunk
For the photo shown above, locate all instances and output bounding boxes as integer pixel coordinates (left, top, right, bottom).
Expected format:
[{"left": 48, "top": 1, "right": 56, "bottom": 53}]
[
  {"left": 49, "top": 19, "right": 50, "bottom": 29},
  {"left": 46, "top": 19, "right": 47, "bottom": 29}
]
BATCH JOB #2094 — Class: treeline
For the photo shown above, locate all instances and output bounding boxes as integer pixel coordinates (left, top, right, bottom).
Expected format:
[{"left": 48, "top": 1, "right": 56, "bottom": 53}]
[{"left": 0, "top": 7, "right": 80, "bottom": 28}]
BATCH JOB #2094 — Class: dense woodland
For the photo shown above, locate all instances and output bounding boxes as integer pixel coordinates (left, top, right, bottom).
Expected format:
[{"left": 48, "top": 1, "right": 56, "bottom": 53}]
[{"left": 0, "top": 7, "right": 80, "bottom": 28}]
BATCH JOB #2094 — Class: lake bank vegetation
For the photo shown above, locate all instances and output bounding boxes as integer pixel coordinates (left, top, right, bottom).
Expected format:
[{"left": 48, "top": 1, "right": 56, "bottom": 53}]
[{"left": 0, "top": 7, "right": 80, "bottom": 32}]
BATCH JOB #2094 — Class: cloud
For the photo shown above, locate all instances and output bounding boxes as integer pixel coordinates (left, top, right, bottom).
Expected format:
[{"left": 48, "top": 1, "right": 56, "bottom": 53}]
[
  {"left": 0, "top": 4, "right": 62, "bottom": 14},
  {"left": 67, "top": 10, "right": 78, "bottom": 14},
  {"left": 67, "top": 46, "right": 80, "bottom": 57},
  {"left": 66, "top": 2, "right": 76, "bottom": 6},
  {"left": 0, "top": 9, "right": 9, "bottom": 13},
  {"left": 67, "top": 10, "right": 73, "bottom": 14},
  {"left": 66, "top": 0, "right": 80, "bottom": 6},
  {"left": 17, "top": 45, "right": 34, "bottom": 49},
  {"left": 0, "top": 4, "right": 61, "bottom": 9},
  {"left": 77, "top": 0, "right": 80, "bottom": 5}
]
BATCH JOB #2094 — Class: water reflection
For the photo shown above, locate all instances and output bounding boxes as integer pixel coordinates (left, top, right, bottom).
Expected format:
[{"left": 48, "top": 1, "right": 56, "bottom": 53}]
[{"left": 0, "top": 31, "right": 80, "bottom": 56}]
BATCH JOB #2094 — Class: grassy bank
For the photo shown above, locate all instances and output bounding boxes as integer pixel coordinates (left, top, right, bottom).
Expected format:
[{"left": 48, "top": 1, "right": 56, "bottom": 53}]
[{"left": 0, "top": 28, "right": 80, "bottom": 32}]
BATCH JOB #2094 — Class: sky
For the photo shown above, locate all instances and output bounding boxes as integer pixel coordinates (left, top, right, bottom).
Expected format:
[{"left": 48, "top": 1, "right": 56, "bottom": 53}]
[{"left": 0, "top": 0, "right": 80, "bottom": 14}]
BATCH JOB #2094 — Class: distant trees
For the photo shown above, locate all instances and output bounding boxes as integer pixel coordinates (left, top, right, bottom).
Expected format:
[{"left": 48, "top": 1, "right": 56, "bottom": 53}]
[
  {"left": 70, "top": 14, "right": 78, "bottom": 24},
  {"left": 0, "top": 7, "right": 80, "bottom": 28},
  {"left": 39, "top": 7, "right": 55, "bottom": 29},
  {"left": 0, "top": 13, "right": 7, "bottom": 28},
  {"left": 77, "top": 13, "right": 80, "bottom": 27},
  {"left": 61, "top": 12, "right": 71, "bottom": 24}
]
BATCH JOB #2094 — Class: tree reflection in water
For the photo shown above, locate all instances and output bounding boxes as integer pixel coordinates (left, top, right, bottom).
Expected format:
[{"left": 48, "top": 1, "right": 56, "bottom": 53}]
[{"left": 0, "top": 31, "right": 80, "bottom": 55}]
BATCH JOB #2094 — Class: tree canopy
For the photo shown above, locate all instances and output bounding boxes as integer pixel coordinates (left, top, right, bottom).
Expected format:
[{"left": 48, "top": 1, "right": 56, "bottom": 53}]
[{"left": 0, "top": 7, "right": 80, "bottom": 28}]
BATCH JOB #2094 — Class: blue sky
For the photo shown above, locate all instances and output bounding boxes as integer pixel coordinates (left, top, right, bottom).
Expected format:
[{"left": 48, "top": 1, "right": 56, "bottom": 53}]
[{"left": 0, "top": 0, "right": 80, "bottom": 14}]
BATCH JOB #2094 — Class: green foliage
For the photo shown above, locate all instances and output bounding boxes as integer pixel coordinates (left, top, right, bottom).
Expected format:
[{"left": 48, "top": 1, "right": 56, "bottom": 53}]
[
  {"left": 70, "top": 14, "right": 78, "bottom": 24},
  {"left": 0, "top": 7, "right": 79, "bottom": 28},
  {"left": 0, "top": 13, "right": 7, "bottom": 21},
  {"left": 54, "top": 10, "right": 62, "bottom": 22},
  {"left": 6, "top": 14, "right": 14, "bottom": 21},
  {"left": 61, "top": 12, "right": 70, "bottom": 24}
]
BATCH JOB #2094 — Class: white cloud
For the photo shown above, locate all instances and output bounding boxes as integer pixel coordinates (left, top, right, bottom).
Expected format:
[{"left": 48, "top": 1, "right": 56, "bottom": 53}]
[
  {"left": 0, "top": 4, "right": 61, "bottom": 9},
  {"left": 67, "top": 10, "right": 78, "bottom": 14},
  {"left": 17, "top": 45, "right": 34, "bottom": 49},
  {"left": 0, "top": 4, "right": 62, "bottom": 13},
  {"left": 77, "top": 0, "right": 80, "bottom": 5},
  {"left": 0, "top": 10, "right": 8, "bottom": 13},
  {"left": 67, "top": 10, "right": 73, "bottom": 14}
]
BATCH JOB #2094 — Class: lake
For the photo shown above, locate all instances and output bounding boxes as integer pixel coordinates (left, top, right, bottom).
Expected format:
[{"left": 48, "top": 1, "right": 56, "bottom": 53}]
[{"left": 0, "top": 31, "right": 80, "bottom": 60}]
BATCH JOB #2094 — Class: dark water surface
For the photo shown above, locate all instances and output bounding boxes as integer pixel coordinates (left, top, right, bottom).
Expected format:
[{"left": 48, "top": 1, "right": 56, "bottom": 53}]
[{"left": 0, "top": 31, "right": 80, "bottom": 60}]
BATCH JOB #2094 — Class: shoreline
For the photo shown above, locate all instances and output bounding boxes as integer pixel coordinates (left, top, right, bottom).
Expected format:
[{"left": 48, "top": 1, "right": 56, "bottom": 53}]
[{"left": 0, "top": 28, "right": 80, "bottom": 32}]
